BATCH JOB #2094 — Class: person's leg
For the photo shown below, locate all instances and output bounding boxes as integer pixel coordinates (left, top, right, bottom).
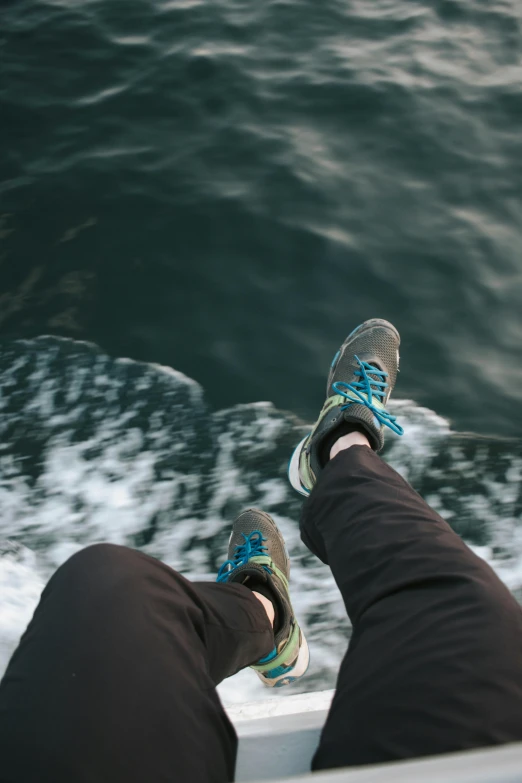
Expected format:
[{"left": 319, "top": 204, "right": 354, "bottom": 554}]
[
  {"left": 0, "top": 543, "right": 274, "bottom": 783},
  {"left": 288, "top": 318, "right": 522, "bottom": 766},
  {"left": 301, "top": 440, "right": 522, "bottom": 769}
]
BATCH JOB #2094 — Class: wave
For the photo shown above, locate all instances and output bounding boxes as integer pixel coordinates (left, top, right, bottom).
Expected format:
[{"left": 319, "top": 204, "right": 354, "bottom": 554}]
[{"left": 0, "top": 336, "right": 520, "bottom": 703}]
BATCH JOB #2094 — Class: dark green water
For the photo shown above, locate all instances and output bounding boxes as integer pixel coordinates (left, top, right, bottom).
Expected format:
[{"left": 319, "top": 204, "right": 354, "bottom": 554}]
[
  {"left": 1, "top": 0, "right": 522, "bottom": 700},
  {"left": 2, "top": 0, "right": 522, "bottom": 435}
]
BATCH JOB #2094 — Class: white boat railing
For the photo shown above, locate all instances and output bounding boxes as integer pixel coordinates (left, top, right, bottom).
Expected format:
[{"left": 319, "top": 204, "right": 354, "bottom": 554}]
[
  {"left": 227, "top": 690, "right": 522, "bottom": 783},
  {"left": 228, "top": 689, "right": 333, "bottom": 781}
]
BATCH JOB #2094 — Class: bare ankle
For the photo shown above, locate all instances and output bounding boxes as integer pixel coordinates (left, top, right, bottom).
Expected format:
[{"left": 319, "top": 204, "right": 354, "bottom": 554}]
[
  {"left": 253, "top": 591, "right": 275, "bottom": 627},
  {"left": 330, "top": 431, "right": 371, "bottom": 460}
]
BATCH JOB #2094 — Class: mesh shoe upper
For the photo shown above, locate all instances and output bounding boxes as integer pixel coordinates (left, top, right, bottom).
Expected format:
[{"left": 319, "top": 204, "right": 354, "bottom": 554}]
[
  {"left": 226, "top": 509, "right": 290, "bottom": 580},
  {"left": 326, "top": 319, "right": 400, "bottom": 402}
]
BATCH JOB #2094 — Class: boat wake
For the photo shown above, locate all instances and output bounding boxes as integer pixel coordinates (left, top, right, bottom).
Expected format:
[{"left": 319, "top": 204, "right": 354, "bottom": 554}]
[{"left": 0, "top": 337, "right": 520, "bottom": 703}]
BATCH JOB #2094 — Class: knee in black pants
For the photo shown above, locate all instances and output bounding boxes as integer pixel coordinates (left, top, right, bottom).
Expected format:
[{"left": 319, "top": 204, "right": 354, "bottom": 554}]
[{"left": 48, "top": 542, "right": 150, "bottom": 596}]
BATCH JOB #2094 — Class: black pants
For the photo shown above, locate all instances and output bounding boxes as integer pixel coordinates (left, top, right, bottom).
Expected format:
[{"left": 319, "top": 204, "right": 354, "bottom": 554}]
[{"left": 2, "top": 447, "right": 522, "bottom": 781}]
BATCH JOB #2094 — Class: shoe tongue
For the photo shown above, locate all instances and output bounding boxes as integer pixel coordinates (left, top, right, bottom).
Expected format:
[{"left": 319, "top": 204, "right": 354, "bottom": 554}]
[
  {"left": 358, "top": 355, "right": 384, "bottom": 398},
  {"left": 368, "top": 364, "right": 383, "bottom": 393}
]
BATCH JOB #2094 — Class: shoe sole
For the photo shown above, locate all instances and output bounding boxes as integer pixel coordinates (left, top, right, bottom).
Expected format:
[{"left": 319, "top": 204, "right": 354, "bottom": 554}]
[
  {"left": 288, "top": 435, "right": 311, "bottom": 497},
  {"left": 254, "top": 629, "right": 310, "bottom": 688}
]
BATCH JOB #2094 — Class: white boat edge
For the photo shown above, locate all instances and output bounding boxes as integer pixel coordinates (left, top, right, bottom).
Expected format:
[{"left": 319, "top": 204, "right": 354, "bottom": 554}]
[
  {"left": 227, "top": 690, "right": 522, "bottom": 783},
  {"left": 227, "top": 689, "right": 334, "bottom": 724}
]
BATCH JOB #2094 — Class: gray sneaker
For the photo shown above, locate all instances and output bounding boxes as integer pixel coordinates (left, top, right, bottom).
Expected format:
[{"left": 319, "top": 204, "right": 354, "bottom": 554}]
[
  {"left": 288, "top": 318, "right": 403, "bottom": 496},
  {"left": 217, "top": 508, "right": 309, "bottom": 688}
]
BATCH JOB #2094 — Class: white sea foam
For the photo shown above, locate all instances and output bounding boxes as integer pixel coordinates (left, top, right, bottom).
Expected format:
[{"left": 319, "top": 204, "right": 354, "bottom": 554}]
[
  {"left": 0, "top": 337, "right": 520, "bottom": 706},
  {"left": 0, "top": 544, "right": 44, "bottom": 676}
]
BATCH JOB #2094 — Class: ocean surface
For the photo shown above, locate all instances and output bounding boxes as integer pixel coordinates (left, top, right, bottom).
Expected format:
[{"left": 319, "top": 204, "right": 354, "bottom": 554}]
[{"left": 1, "top": 0, "right": 521, "bottom": 704}]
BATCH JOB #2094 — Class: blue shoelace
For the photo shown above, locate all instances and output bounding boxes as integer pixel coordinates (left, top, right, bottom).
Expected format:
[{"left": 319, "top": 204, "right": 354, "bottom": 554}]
[
  {"left": 217, "top": 530, "right": 270, "bottom": 583},
  {"left": 332, "top": 355, "right": 404, "bottom": 436}
]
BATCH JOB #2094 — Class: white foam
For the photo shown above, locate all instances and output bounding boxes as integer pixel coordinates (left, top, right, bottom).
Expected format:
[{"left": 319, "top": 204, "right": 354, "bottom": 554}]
[
  {"left": 0, "top": 337, "right": 521, "bottom": 705},
  {"left": 0, "top": 545, "right": 44, "bottom": 675}
]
